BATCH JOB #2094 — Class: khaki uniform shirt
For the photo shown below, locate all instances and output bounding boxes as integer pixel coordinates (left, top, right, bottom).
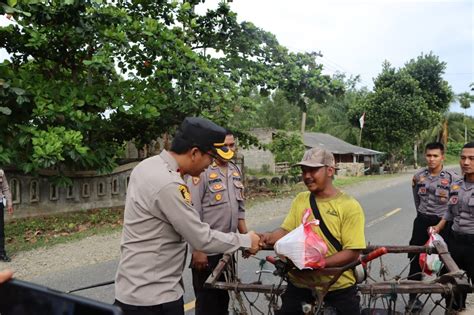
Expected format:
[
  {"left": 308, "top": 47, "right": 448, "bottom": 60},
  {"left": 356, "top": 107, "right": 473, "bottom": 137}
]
[
  {"left": 188, "top": 162, "right": 245, "bottom": 254},
  {"left": 445, "top": 179, "right": 474, "bottom": 235},
  {"left": 115, "top": 150, "right": 251, "bottom": 306},
  {"left": 412, "top": 168, "right": 459, "bottom": 218},
  {"left": 0, "top": 170, "right": 12, "bottom": 208}
]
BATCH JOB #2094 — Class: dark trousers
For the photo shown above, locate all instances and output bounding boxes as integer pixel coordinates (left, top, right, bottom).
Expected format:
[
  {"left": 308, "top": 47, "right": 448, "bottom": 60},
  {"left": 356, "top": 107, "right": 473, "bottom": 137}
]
[
  {"left": 276, "top": 281, "right": 360, "bottom": 315},
  {"left": 407, "top": 213, "right": 450, "bottom": 300},
  {"left": 446, "top": 232, "right": 474, "bottom": 310},
  {"left": 191, "top": 254, "right": 230, "bottom": 315},
  {"left": 113, "top": 297, "right": 184, "bottom": 315},
  {"left": 0, "top": 203, "right": 5, "bottom": 255}
]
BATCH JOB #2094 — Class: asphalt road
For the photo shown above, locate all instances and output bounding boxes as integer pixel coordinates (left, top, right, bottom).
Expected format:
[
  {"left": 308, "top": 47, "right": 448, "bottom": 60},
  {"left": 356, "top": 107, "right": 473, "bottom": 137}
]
[{"left": 29, "top": 173, "right": 458, "bottom": 314}]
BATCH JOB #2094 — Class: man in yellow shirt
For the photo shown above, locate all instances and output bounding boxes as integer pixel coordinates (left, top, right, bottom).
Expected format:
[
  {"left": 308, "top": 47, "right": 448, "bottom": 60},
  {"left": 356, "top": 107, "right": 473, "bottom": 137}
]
[{"left": 260, "top": 148, "right": 366, "bottom": 315}]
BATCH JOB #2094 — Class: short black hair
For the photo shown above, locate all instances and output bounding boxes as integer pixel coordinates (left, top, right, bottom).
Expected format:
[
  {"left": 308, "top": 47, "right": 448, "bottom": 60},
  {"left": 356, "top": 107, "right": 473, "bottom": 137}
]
[
  {"left": 463, "top": 141, "right": 474, "bottom": 149},
  {"left": 425, "top": 142, "right": 444, "bottom": 153}
]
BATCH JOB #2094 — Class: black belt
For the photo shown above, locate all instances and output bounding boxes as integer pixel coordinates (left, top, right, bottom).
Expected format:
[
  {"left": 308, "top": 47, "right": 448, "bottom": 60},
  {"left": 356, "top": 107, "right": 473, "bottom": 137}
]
[
  {"left": 452, "top": 230, "right": 474, "bottom": 244},
  {"left": 418, "top": 212, "right": 441, "bottom": 221}
]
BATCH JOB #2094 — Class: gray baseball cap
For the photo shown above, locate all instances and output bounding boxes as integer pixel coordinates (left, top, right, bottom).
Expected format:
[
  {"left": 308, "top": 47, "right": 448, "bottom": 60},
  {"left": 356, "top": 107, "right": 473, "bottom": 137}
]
[{"left": 293, "top": 148, "right": 338, "bottom": 169}]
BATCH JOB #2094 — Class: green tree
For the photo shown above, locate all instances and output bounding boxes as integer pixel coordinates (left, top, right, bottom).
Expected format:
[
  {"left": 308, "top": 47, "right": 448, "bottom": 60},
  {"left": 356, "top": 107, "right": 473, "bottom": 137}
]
[
  {"left": 457, "top": 91, "right": 473, "bottom": 142},
  {"left": 348, "top": 61, "right": 435, "bottom": 165},
  {"left": 404, "top": 52, "right": 453, "bottom": 113},
  {"left": 267, "top": 131, "right": 305, "bottom": 175},
  {"left": 309, "top": 73, "right": 368, "bottom": 145},
  {"left": 0, "top": 1, "right": 297, "bottom": 174}
]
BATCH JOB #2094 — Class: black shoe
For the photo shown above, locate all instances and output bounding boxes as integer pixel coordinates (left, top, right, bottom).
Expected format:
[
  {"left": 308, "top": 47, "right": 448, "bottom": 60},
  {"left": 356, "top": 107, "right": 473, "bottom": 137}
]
[
  {"left": 406, "top": 298, "right": 423, "bottom": 312},
  {"left": 0, "top": 254, "right": 11, "bottom": 262}
]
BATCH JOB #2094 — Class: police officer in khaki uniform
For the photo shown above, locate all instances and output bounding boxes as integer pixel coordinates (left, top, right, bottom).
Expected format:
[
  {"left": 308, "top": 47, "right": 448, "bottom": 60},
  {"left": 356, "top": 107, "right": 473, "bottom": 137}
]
[
  {"left": 188, "top": 130, "right": 247, "bottom": 315},
  {"left": 114, "top": 117, "right": 260, "bottom": 315},
  {"left": 0, "top": 169, "right": 13, "bottom": 262},
  {"left": 433, "top": 141, "right": 474, "bottom": 311},
  {"left": 407, "top": 142, "right": 459, "bottom": 311}
]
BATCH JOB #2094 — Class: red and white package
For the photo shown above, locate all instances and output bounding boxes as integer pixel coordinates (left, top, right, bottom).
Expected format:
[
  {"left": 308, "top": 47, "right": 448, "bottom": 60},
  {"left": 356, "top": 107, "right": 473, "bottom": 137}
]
[
  {"left": 419, "top": 228, "right": 445, "bottom": 275},
  {"left": 274, "top": 208, "right": 328, "bottom": 269}
]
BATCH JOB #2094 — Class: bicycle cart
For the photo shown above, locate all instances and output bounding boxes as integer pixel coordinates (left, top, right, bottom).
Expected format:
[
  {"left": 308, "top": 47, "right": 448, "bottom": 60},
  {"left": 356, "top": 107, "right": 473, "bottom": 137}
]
[{"left": 204, "top": 241, "right": 473, "bottom": 314}]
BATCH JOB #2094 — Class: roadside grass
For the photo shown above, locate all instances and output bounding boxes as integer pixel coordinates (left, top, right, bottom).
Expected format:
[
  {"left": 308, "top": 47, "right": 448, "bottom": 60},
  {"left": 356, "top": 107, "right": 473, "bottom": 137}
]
[
  {"left": 5, "top": 208, "right": 123, "bottom": 255},
  {"left": 5, "top": 172, "right": 404, "bottom": 255}
]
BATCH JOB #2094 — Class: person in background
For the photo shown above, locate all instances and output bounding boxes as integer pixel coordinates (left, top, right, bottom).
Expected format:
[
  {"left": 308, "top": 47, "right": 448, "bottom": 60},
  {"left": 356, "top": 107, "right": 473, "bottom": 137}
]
[
  {"left": 188, "top": 129, "right": 248, "bottom": 315},
  {"left": 432, "top": 141, "right": 474, "bottom": 311},
  {"left": 0, "top": 169, "right": 14, "bottom": 262},
  {"left": 407, "top": 142, "right": 459, "bottom": 311}
]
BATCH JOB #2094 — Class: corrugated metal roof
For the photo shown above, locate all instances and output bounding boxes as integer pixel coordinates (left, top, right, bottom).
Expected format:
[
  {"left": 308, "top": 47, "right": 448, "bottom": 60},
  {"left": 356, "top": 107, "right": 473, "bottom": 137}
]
[{"left": 303, "top": 132, "right": 383, "bottom": 155}]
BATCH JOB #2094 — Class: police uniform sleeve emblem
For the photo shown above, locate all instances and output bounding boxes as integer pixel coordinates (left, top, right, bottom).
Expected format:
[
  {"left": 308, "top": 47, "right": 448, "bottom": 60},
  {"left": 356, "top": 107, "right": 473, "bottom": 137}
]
[
  {"left": 232, "top": 171, "right": 240, "bottom": 177},
  {"left": 178, "top": 185, "right": 192, "bottom": 204},
  {"left": 215, "top": 193, "right": 222, "bottom": 201},
  {"left": 209, "top": 172, "right": 218, "bottom": 179},
  {"left": 449, "top": 196, "right": 458, "bottom": 205},
  {"left": 441, "top": 179, "right": 449, "bottom": 186}
]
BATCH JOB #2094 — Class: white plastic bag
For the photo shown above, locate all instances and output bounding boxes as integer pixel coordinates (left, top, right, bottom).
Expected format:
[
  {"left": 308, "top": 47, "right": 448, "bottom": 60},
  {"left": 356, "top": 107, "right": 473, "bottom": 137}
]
[
  {"left": 274, "top": 208, "right": 328, "bottom": 269},
  {"left": 419, "top": 228, "right": 445, "bottom": 275}
]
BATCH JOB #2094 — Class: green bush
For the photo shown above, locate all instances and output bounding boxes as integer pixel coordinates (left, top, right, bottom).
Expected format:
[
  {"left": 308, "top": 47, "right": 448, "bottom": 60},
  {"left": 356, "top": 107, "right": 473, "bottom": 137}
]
[{"left": 446, "top": 142, "right": 464, "bottom": 157}]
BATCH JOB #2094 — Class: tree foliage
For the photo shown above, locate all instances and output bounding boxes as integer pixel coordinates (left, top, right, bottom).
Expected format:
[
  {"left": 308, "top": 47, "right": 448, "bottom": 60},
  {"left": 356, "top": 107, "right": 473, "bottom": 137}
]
[
  {"left": 267, "top": 131, "right": 305, "bottom": 175},
  {"left": 348, "top": 56, "right": 452, "bottom": 161},
  {"left": 0, "top": 0, "right": 339, "bottom": 174}
]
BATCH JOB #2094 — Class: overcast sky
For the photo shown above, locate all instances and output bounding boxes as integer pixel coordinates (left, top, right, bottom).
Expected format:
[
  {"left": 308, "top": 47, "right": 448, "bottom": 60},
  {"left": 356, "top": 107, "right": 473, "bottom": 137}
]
[
  {"left": 1, "top": 1, "right": 472, "bottom": 115},
  {"left": 199, "top": 0, "right": 473, "bottom": 116}
]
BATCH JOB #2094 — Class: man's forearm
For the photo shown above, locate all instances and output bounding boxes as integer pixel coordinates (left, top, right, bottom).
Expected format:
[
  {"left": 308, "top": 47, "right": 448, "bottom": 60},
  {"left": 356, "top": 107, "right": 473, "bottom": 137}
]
[{"left": 324, "top": 249, "right": 361, "bottom": 268}]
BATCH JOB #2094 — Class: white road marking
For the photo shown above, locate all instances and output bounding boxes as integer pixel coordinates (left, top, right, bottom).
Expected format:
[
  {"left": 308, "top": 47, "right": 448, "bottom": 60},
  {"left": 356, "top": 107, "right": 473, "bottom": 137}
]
[{"left": 366, "top": 208, "right": 402, "bottom": 228}]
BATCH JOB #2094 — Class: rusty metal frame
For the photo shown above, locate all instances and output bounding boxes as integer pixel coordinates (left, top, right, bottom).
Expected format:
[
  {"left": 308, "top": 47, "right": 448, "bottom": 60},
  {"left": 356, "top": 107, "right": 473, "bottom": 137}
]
[{"left": 205, "top": 243, "right": 472, "bottom": 297}]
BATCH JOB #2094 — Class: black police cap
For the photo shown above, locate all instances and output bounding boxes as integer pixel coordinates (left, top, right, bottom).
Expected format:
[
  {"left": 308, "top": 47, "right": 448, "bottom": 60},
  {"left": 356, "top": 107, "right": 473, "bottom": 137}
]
[{"left": 178, "top": 117, "right": 234, "bottom": 160}]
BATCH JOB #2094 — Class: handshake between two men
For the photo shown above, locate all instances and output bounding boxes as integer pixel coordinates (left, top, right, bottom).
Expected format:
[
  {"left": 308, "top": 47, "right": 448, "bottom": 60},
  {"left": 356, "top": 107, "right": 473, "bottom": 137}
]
[{"left": 244, "top": 230, "right": 284, "bottom": 257}]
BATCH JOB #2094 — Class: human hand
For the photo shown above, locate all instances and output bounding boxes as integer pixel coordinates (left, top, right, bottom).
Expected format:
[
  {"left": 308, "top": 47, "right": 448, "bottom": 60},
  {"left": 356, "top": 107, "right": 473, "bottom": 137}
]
[
  {"left": 258, "top": 232, "right": 271, "bottom": 249},
  {"left": 191, "top": 251, "right": 208, "bottom": 271},
  {"left": 247, "top": 231, "right": 260, "bottom": 255},
  {"left": 428, "top": 225, "right": 439, "bottom": 234},
  {"left": 7, "top": 206, "right": 13, "bottom": 215},
  {"left": 0, "top": 269, "right": 13, "bottom": 283}
]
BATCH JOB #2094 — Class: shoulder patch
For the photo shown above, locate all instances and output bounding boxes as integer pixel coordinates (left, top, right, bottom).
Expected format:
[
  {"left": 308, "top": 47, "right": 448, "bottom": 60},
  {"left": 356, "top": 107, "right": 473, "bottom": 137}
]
[
  {"left": 209, "top": 172, "right": 218, "bottom": 179},
  {"left": 178, "top": 185, "right": 192, "bottom": 204},
  {"left": 451, "top": 184, "right": 460, "bottom": 191},
  {"left": 232, "top": 171, "right": 240, "bottom": 177},
  {"left": 192, "top": 177, "right": 200, "bottom": 185}
]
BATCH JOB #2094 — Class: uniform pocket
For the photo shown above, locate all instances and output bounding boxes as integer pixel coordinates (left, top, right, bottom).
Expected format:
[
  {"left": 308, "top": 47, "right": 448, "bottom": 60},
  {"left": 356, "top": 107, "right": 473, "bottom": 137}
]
[
  {"left": 468, "top": 197, "right": 474, "bottom": 216},
  {"left": 233, "top": 180, "right": 244, "bottom": 201},
  {"left": 208, "top": 182, "right": 227, "bottom": 205}
]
